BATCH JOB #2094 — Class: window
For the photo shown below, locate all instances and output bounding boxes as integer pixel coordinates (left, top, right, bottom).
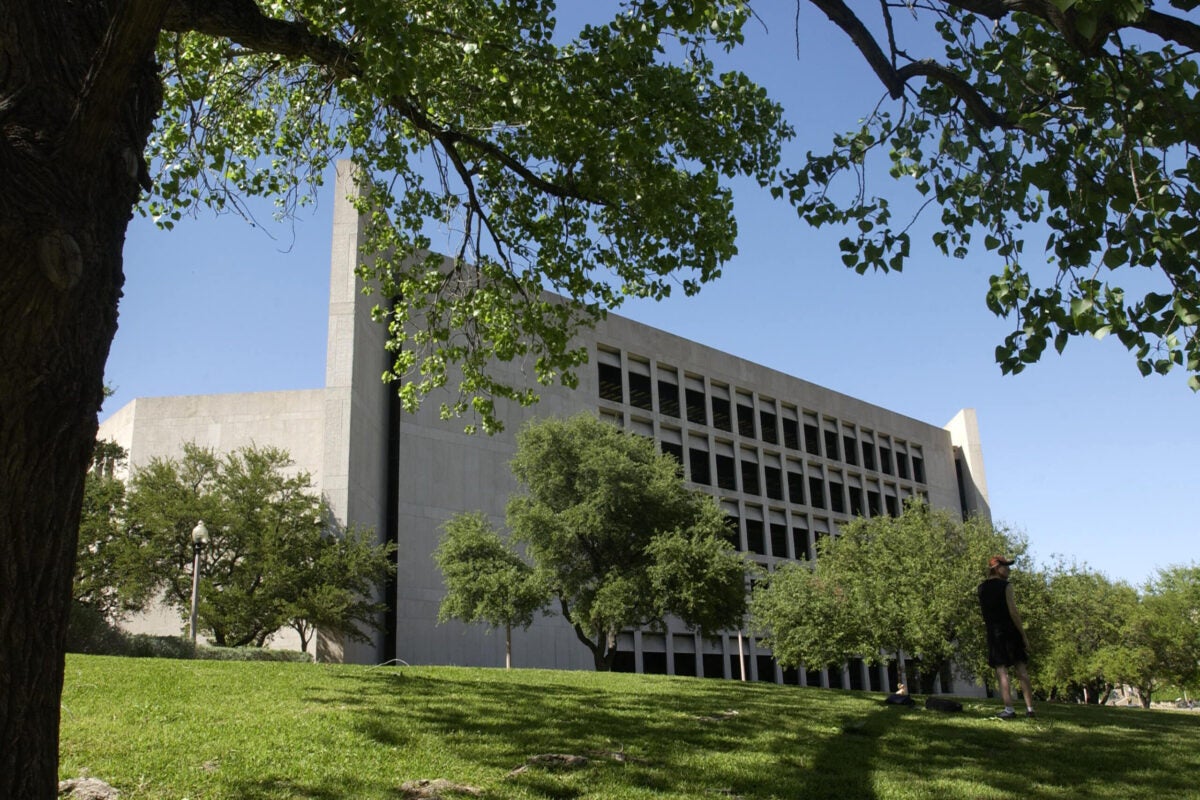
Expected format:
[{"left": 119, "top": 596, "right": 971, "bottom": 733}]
[
  {"left": 715, "top": 454, "right": 738, "bottom": 491},
  {"left": 782, "top": 417, "right": 800, "bottom": 450},
  {"left": 896, "top": 450, "right": 910, "bottom": 480},
  {"left": 723, "top": 515, "right": 741, "bottom": 549},
  {"left": 824, "top": 428, "right": 840, "bottom": 461},
  {"left": 737, "top": 404, "right": 756, "bottom": 438},
  {"left": 787, "top": 469, "right": 805, "bottom": 505},
  {"left": 764, "top": 466, "right": 784, "bottom": 501},
  {"left": 657, "top": 380, "right": 680, "bottom": 418},
  {"left": 598, "top": 362, "right": 623, "bottom": 403},
  {"left": 660, "top": 441, "right": 684, "bottom": 467},
  {"left": 804, "top": 422, "right": 821, "bottom": 456},
  {"left": 861, "top": 441, "right": 876, "bottom": 471},
  {"left": 686, "top": 388, "right": 708, "bottom": 425},
  {"left": 746, "top": 519, "right": 766, "bottom": 555},
  {"left": 688, "top": 448, "right": 711, "bottom": 485},
  {"left": 760, "top": 409, "right": 778, "bottom": 444},
  {"left": 792, "top": 527, "right": 810, "bottom": 560},
  {"left": 879, "top": 445, "right": 894, "bottom": 476},
  {"left": 808, "top": 476, "right": 826, "bottom": 509},
  {"left": 770, "top": 524, "right": 789, "bottom": 558},
  {"left": 829, "top": 480, "right": 845, "bottom": 515},
  {"left": 912, "top": 453, "right": 926, "bottom": 484},
  {"left": 711, "top": 397, "right": 733, "bottom": 431},
  {"left": 741, "top": 460, "right": 761, "bottom": 495},
  {"left": 867, "top": 490, "right": 882, "bottom": 516},
  {"left": 628, "top": 371, "right": 652, "bottom": 411},
  {"left": 884, "top": 493, "right": 899, "bottom": 517},
  {"left": 843, "top": 435, "right": 858, "bottom": 466},
  {"left": 848, "top": 486, "right": 864, "bottom": 516}
]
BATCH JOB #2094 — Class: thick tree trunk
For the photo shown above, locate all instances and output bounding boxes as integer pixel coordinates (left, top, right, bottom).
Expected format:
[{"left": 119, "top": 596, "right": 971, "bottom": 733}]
[{"left": 0, "top": 3, "right": 165, "bottom": 797}]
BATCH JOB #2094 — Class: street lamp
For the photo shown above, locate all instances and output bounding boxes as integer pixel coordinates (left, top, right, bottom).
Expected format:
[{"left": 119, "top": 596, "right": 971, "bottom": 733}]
[{"left": 189, "top": 521, "right": 209, "bottom": 647}]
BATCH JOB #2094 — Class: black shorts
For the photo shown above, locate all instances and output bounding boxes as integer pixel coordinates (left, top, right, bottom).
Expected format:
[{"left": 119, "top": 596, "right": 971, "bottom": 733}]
[{"left": 986, "top": 628, "right": 1028, "bottom": 668}]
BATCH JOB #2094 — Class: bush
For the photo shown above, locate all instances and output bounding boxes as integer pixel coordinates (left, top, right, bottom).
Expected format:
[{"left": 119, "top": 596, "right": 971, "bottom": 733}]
[{"left": 66, "top": 603, "right": 129, "bottom": 655}]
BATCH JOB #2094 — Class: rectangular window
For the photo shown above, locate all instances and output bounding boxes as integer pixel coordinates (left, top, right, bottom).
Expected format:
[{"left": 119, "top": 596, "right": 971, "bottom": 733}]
[
  {"left": 688, "top": 448, "right": 711, "bottom": 485},
  {"left": 867, "top": 490, "right": 882, "bottom": 516},
  {"left": 741, "top": 460, "right": 761, "bottom": 496},
  {"left": 782, "top": 417, "right": 800, "bottom": 450},
  {"left": 804, "top": 423, "right": 821, "bottom": 456},
  {"left": 685, "top": 388, "right": 707, "bottom": 425},
  {"left": 711, "top": 397, "right": 733, "bottom": 431},
  {"left": 657, "top": 381, "right": 680, "bottom": 418},
  {"left": 829, "top": 481, "right": 845, "bottom": 515},
  {"left": 896, "top": 451, "right": 910, "bottom": 480},
  {"left": 884, "top": 494, "right": 899, "bottom": 517},
  {"left": 660, "top": 441, "right": 684, "bottom": 467},
  {"left": 843, "top": 435, "right": 858, "bottom": 466},
  {"left": 787, "top": 470, "right": 805, "bottom": 505},
  {"left": 912, "top": 454, "right": 926, "bottom": 484},
  {"left": 792, "top": 528, "right": 810, "bottom": 560},
  {"left": 746, "top": 519, "right": 766, "bottom": 555},
  {"left": 764, "top": 466, "right": 784, "bottom": 501},
  {"left": 879, "top": 445, "right": 894, "bottom": 476},
  {"left": 848, "top": 486, "right": 864, "bottom": 516},
  {"left": 824, "top": 428, "right": 840, "bottom": 462},
  {"left": 723, "top": 515, "right": 741, "bottom": 550},
  {"left": 760, "top": 409, "right": 778, "bottom": 445},
  {"left": 715, "top": 454, "right": 738, "bottom": 491},
  {"left": 628, "top": 371, "right": 652, "bottom": 411},
  {"left": 861, "top": 442, "right": 876, "bottom": 471},
  {"left": 770, "top": 524, "right": 789, "bottom": 558},
  {"left": 598, "top": 362, "right": 623, "bottom": 403},
  {"left": 737, "top": 404, "right": 756, "bottom": 438},
  {"left": 808, "top": 476, "right": 826, "bottom": 509}
]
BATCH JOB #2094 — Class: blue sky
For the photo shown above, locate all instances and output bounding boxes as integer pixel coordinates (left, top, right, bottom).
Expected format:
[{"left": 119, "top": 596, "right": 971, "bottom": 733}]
[{"left": 103, "top": 4, "right": 1196, "bottom": 586}]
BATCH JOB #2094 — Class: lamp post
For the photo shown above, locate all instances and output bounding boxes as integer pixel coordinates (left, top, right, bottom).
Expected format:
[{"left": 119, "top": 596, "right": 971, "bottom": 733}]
[{"left": 189, "top": 521, "right": 209, "bottom": 646}]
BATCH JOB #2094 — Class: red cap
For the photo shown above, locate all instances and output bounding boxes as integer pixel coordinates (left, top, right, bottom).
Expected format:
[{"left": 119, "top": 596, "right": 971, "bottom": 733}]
[{"left": 988, "top": 555, "right": 1014, "bottom": 569}]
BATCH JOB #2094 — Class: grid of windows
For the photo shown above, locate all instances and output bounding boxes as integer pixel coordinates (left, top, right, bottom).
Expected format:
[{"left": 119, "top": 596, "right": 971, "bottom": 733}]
[{"left": 594, "top": 344, "right": 943, "bottom": 685}]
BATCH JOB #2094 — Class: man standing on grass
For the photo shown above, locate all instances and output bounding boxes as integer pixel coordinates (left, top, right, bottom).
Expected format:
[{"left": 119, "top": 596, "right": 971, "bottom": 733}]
[{"left": 978, "top": 556, "right": 1036, "bottom": 719}]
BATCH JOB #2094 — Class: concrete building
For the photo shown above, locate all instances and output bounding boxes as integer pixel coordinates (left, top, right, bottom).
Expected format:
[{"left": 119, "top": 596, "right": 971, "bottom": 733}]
[{"left": 101, "top": 163, "right": 990, "bottom": 690}]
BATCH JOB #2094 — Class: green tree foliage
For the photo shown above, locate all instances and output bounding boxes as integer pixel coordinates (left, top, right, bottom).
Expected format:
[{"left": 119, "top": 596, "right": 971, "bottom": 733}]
[
  {"left": 1031, "top": 559, "right": 1138, "bottom": 702},
  {"left": 751, "top": 500, "right": 1019, "bottom": 688},
  {"left": 74, "top": 441, "right": 147, "bottom": 621},
  {"left": 125, "top": 443, "right": 393, "bottom": 649},
  {"left": 505, "top": 414, "right": 752, "bottom": 670},
  {"left": 434, "top": 512, "right": 547, "bottom": 668},
  {"left": 785, "top": 0, "right": 1200, "bottom": 387}
]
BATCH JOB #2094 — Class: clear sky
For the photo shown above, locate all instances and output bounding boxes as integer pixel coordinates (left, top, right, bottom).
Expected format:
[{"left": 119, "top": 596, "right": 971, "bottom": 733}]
[{"left": 103, "top": 4, "right": 1196, "bottom": 587}]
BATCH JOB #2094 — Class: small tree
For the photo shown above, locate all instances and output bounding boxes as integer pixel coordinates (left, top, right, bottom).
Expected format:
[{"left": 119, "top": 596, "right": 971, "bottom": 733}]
[
  {"left": 125, "top": 443, "right": 392, "bottom": 648},
  {"left": 74, "top": 441, "right": 141, "bottom": 621},
  {"left": 434, "top": 512, "right": 546, "bottom": 668},
  {"left": 506, "top": 414, "right": 751, "bottom": 671}
]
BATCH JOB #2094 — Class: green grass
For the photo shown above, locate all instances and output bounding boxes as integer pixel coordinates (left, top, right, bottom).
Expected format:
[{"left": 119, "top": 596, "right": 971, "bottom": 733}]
[{"left": 61, "top": 655, "right": 1200, "bottom": 800}]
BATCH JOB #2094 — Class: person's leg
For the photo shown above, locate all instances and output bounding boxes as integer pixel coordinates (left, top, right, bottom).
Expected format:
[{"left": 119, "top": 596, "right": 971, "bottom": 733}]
[
  {"left": 995, "top": 665, "right": 1013, "bottom": 708},
  {"left": 1015, "top": 662, "right": 1035, "bottom": 714}
]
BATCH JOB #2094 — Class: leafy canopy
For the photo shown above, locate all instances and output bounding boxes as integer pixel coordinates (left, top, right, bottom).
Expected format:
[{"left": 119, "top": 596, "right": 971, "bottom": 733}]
[
  {"left": 150, "top": 0, "right": 791, "bottom": 432},
  {"left": 124, "top": 443, "right": 393, "bottom": 649},
  {"left": 785, "top": 0, "right": 1200, "bottom": 388},
  {"left": 504, "top": 414, "right": 752, "bottom": 670}
]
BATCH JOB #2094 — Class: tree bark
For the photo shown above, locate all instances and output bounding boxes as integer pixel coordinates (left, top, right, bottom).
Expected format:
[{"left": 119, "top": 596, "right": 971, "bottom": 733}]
[{"left": 0, "top": 2, "right": 165, "bottom": 797}]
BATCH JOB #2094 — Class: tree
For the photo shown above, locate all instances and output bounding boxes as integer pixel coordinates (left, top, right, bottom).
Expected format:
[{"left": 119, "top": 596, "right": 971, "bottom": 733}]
[
  {"left": 786, "top": 0, "right": 1200, "bottom": 388},
  {"left": 73, "top": 441, "right": 142, "bottom": 622},
  {"left": 434, "top": 512, "right": 547, "bottom": 668},
  {"left": 1031, "top": 559, "right": 1138, "bottom": 703},
  {"left": 124, "top": 443, "right": 393, "bottom": 649},
  {"left": 751, "top": 500, "right": 1019, "bottom": 690},
  {"left": 2, "top": 4, "right": 789, "bottom": 792},
  {"left": 506, "top": 414, "right": 752, "bottom": 671}
]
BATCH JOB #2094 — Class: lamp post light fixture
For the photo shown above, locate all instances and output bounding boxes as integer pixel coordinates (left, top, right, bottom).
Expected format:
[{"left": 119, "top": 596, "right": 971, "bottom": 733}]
[{"left": 189, "top": 521, "right": 209, "bottom": 647}]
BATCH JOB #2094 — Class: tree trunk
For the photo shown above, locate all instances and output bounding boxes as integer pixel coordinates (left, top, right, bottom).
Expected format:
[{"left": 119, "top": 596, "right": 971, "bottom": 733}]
[
  {"left": 0, "top": 3, "right": 165, "bottom": 797},
  {"left": 505, "top": 623, "right": 512, "bottom": 669}
]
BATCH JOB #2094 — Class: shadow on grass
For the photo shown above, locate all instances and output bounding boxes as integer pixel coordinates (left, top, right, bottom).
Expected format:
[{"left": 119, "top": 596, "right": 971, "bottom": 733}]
[{"left": 221, "top": 667, "right": 1200, "bottom": 799}]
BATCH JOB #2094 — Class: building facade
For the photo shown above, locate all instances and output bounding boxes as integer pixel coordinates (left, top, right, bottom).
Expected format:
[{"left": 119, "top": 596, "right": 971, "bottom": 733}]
[{"left": 100, "top": 163, "right": 990, "bottom": 691}]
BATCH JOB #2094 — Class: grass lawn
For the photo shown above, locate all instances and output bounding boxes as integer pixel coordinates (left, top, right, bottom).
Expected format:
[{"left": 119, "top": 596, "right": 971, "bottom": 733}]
[{"left": 60, "top": 655, "right": 1200, "bottom": 799}]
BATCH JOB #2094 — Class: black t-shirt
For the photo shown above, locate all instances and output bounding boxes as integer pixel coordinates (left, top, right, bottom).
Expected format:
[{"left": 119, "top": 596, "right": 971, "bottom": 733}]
[{"left": 977, "top": 577, "right": 1016, "bottom": 633}]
